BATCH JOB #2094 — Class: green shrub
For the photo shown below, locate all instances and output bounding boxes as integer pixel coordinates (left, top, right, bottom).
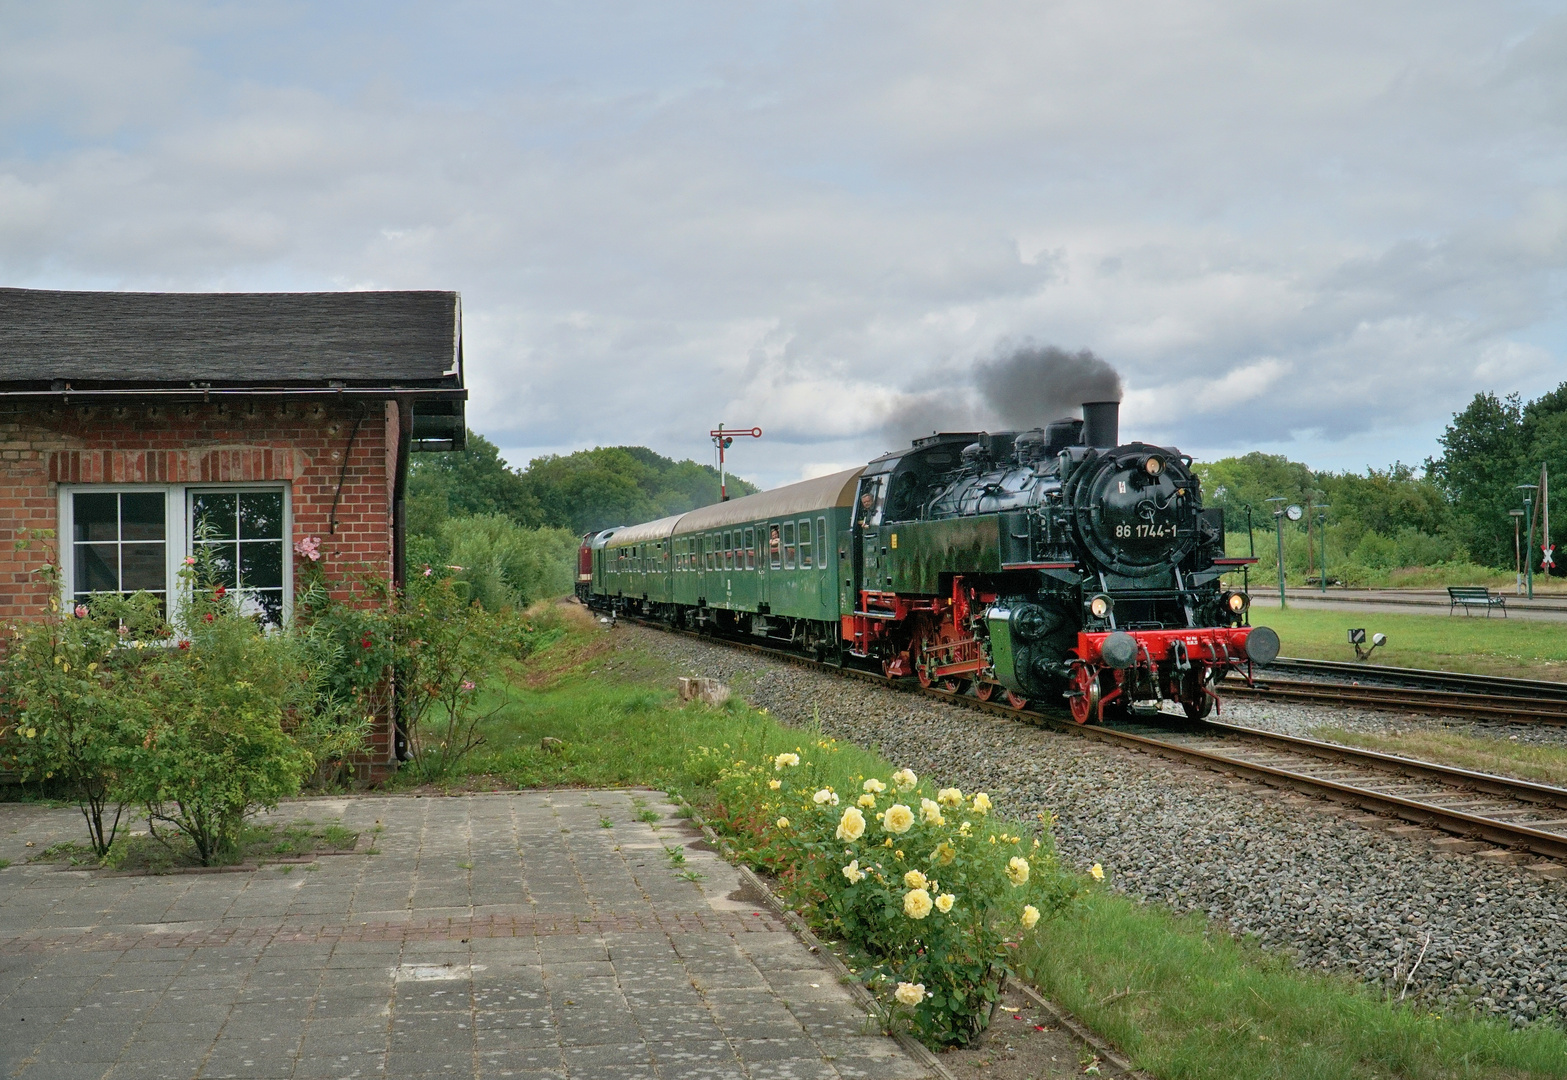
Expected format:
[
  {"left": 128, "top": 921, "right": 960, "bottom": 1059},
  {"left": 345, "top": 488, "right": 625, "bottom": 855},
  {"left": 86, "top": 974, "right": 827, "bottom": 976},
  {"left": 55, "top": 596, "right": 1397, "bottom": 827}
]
[
  {"left": 0, "top": 587, "right": 165, "bottom": 856},
  {"left": 706, "top": 741, "right": 1082, "bottom": 1047},
  {"left": 410, "top": 515, "right": 577, "bottom": 611}
]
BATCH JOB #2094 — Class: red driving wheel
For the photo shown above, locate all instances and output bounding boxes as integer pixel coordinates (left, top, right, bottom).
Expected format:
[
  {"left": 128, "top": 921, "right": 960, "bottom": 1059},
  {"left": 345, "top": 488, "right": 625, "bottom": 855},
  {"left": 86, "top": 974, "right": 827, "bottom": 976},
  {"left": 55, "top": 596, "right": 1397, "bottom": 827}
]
[
  {"left": 973, "top": 682, "right": 998, "bottom": 702},
  {"left": 1067, "top": 664, "right": 1101, "bottom": 725},
  {"left": 1005, "top": 691, "right": 1029, "bottom": 710}
]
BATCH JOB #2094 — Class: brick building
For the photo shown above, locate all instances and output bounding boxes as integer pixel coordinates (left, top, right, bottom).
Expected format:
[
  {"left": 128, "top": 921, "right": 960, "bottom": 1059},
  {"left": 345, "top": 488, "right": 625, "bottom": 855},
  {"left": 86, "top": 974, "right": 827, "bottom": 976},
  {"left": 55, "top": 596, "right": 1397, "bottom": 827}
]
[{"left": 0, "top": 288, "right": 467, "bottom": 773}]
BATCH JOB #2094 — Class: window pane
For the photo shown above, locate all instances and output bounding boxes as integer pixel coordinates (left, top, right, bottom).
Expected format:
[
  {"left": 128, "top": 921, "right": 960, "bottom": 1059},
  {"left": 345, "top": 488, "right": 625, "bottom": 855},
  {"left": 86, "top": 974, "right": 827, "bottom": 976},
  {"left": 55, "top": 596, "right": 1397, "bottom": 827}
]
[
  {"left": 76, "top": 543, "right": 119, "bottom": 592},
  {"left": 769, "top": 525, "right": 781, "bottom": 568},
  {"left": 74, "top": 493, "right": 119, "bottom": 542},
  {"left": 240, "top": 541, "right": 283, "bottom": 590},
  {"left": 192, "top": 492, "right": 239, "bottom": 541},
  {"left": 800, "top": 520, "right": 812, "bottom": 567},
  {"left": 121, "top": 543, "right": 166, "bottom": 592},
  {"left": 119, "top": 493, "right": 166, "bottom": 541},
  {"left": 197, "top": 542, "right": 239, "bottom": 588},
  {"left": 239, "top": 590, "right": 284, "bottom": 627},
  {"left": 819, "top": 518, "right": 828, "bottom": 570},
  {"left": 239, "top": 492, "right": 284, "bottom": 540}
]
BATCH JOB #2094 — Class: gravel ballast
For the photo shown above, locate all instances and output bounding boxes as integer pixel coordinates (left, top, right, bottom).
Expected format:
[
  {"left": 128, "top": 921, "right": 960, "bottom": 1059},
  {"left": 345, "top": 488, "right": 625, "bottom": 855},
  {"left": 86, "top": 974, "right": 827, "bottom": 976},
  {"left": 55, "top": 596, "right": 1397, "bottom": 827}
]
[{"left": 632, "top": 625, "right": 1567, "bottom": 1028}]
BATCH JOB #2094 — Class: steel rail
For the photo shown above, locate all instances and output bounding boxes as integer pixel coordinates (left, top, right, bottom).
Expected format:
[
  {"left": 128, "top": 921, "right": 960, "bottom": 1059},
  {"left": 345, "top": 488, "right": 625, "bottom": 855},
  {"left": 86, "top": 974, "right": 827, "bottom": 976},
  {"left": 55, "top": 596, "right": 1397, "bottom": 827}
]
[
  {"left": 617, "top": 615, "right": 1567, "bottom": 862},
  {"left": 1263, "top": 656, "right": 1567, "bottom": 701},
  {"left": 1220, "top": 679, "right": 1567, "bottom": 725}
]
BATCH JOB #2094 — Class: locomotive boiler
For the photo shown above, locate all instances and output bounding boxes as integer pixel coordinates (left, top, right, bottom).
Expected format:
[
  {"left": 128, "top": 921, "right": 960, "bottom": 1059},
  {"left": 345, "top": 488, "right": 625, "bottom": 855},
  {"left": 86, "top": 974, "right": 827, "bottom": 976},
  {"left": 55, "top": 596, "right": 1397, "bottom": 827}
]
[{"left": 582, "top": 398, "right": 1277, "bottom": 723}]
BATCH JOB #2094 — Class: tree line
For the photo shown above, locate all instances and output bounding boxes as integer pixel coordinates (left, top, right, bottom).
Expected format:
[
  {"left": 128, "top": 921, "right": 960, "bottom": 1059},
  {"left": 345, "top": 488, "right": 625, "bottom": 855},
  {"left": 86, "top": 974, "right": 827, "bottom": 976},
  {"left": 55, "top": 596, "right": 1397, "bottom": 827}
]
[
  {"left": 1196, "top": 382, "right": 1567, "bottom": 582},
  {"left": 405, "top": 434, "right": 758, "bottom": 609}
]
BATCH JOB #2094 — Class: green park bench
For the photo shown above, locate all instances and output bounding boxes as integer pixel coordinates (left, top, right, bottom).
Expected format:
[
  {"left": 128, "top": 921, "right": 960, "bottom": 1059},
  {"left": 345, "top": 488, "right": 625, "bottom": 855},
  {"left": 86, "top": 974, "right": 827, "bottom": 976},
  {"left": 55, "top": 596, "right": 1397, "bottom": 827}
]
[{"left": 1447, "top": 585, "right": 1507, "bottom": 617}]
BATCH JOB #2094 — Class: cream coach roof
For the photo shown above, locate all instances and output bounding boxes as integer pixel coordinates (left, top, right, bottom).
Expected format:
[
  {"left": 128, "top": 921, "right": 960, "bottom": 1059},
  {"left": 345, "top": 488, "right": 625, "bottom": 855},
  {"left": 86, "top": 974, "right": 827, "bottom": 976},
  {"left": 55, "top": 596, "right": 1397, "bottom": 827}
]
[
  {"left": 601, "top": 514, "right": 684, "bottom": 549},
  {"left": 673, "top": 467, "right": 864, "bottom": 535}
]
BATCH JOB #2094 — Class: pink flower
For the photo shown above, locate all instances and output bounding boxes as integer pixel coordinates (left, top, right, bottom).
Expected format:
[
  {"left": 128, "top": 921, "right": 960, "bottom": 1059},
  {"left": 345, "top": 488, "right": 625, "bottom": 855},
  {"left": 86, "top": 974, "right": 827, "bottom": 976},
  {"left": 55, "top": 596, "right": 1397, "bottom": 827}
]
[
  {"left": 293, "top": 536, "right": 322, "bottom": 562},
  {"left": 422, "top": 565, "right": 433, "bottom": 577},
  {"left": 73, "top": 604, "right": 88, "bottom": 619},
  {"left": 182, "top": 556, "right": 197, "bottom": 566},
  {"left": 461, "top": 680, "right": 476, "bottom": 691}
]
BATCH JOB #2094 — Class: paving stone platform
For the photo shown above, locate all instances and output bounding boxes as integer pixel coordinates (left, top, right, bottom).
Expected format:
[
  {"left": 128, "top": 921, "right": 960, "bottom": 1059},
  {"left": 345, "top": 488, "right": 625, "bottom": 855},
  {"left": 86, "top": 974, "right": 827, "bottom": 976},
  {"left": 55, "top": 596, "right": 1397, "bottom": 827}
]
[{"left": 0, "top": 790, "right": 930, "bottom": 1080}]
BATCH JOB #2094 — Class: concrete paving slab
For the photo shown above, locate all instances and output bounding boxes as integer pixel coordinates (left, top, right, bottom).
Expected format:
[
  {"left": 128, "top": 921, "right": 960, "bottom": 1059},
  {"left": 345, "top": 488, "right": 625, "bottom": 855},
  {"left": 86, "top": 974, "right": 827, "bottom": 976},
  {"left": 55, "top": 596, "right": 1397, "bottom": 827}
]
[{"left": 0, "top": 790, "right": 933, "bottom": 1079}]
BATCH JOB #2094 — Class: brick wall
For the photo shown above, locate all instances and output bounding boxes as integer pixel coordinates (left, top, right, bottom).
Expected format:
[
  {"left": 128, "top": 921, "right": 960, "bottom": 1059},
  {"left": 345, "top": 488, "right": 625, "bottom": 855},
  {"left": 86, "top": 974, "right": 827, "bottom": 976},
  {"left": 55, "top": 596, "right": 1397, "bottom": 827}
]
[{"left": 0, "top": 395, "right": 404, "bottom": 777}]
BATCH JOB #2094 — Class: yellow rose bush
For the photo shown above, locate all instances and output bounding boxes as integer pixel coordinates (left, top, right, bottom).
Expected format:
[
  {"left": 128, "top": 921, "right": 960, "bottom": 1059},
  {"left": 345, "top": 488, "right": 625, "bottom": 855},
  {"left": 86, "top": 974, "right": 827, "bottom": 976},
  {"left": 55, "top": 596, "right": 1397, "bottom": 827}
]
[{"left": 703, "top": 741, "right": 1080, "bottom": 1047}]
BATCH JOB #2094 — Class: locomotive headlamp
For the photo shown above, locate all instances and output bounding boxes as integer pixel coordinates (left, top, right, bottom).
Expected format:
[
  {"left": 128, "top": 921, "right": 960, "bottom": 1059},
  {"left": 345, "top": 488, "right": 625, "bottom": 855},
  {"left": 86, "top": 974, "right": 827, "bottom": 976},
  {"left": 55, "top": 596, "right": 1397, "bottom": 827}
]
[
  {"left": 1225, "top": 591, "right": 1250, "bottom": 615},
  {"left": 1088, "top": 594, "right": 1114, "bottom": 619},
  {"left": 1144, "top": 455, "right": 1165, "bottom": 476}
]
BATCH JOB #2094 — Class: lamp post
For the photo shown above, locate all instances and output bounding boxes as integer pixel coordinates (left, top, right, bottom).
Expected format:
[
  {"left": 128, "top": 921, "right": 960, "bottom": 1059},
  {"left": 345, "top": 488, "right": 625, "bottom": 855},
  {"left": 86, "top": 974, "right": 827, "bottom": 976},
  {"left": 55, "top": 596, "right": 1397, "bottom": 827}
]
[
  {"left": 1510, "top": 509, "right": 1526, "bottom": 595},
  {"left": 1518, "top": 484, "right": 1540, "bottom": 600},
  {"left": 1314, "top": 505, "right": 1331, "bottom": 593}
]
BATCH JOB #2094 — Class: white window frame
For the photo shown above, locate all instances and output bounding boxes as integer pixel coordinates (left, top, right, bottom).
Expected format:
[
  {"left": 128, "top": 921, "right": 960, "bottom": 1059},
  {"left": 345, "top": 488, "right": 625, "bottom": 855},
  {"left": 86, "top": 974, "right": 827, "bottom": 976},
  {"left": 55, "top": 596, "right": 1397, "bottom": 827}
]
[{"left": 58, "top": 482, "right": 294, "bottom": 627}]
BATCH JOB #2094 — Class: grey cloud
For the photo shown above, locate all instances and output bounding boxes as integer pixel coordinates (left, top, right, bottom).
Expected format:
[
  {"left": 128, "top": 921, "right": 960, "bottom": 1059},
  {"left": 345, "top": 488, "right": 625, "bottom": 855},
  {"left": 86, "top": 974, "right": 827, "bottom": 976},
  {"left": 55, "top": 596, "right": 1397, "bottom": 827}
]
[{"left": 1, "top": 3, "right": 1564, "bottom": 485}]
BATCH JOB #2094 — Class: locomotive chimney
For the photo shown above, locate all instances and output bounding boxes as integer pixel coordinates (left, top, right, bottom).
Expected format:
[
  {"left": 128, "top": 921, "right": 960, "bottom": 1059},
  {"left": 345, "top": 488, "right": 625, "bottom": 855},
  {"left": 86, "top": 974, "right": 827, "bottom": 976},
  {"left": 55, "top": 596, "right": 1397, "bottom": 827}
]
[{"left": 1081, "top": 400, "right": 1120, "bottom": 448}]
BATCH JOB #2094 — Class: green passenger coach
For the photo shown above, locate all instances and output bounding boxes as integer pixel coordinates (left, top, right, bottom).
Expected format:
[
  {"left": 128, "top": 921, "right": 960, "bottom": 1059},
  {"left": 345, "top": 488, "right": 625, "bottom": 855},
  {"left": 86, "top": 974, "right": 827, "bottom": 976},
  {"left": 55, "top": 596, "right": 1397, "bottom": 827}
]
[{"left": 582, "top": 468, "right": 862, "bottom": 656}]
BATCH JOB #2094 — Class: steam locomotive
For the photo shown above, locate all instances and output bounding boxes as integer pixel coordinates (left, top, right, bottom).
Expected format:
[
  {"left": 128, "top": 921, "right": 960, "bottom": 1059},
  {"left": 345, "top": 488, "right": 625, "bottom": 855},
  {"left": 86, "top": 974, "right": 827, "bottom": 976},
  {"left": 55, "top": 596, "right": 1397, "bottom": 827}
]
[{"left": 578, "top": 399, "right": 1277, "bottom": 723}]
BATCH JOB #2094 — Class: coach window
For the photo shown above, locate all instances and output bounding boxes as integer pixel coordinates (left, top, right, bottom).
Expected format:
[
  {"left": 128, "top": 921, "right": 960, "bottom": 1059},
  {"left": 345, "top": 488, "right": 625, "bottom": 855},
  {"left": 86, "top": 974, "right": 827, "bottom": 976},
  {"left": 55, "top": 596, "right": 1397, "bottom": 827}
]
[
  {"left": 720, "top": 531, "right": 729, "bottom": 569},
  {"left": 799, "top": 519, "right": 812, "bottom": 568},
  {"left": 818, "top": 517, "right": 828, "bottom": 571},
  {"left": 769, "top": 524, "right": 781, "bottom": 568},
  {"left": 782, "top": 521, "right": 796, "bottom": 569},
  {"left": 709, "top": 535, "right": 718, "bottom": 571},
  {"left": 745, "top": 527, "right": 756, "bottom": 569}
]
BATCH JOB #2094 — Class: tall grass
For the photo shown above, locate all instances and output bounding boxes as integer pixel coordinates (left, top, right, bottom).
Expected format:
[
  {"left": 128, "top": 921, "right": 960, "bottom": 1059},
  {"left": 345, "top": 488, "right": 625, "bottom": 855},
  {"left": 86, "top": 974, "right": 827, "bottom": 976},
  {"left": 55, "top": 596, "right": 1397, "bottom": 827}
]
[{"left": 409, "top": 514, "right": 578, "bottom": 611}]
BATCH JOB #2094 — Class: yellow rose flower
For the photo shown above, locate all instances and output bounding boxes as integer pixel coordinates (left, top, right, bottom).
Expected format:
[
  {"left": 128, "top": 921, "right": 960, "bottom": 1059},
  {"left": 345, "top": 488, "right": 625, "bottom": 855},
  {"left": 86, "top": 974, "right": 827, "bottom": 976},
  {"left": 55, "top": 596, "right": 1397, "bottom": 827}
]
[
  {"left": 936, "top": 787, "right": 963, "bottom": 808},
  {"left": 776, "top": 817, "right": 790, "bottom": 829},
  {"left": 903, "top": 888, "right": 933, "bottom": 919},
  {"left": 1090, "top": 863, "right": 1105, "bottom": 881},
  {"left": 862, "top": 778, "right": 886, "bottom": 794},
  {"left": 970, "top": 792, "right": 992, "bottom": 815},
  {"left": 891, "top": 768, "right": 918, "bottom": 792},
  {"left": 1021, "top": 904, "right": 1040, "bottom": 929},
  {"left": 812, "top": 788, "right": 840, "bottom": 806},
  {"left": 883, "top": 838, "right": 894, "bottom": 848},
  {"left": 931, "top": 840, "right": 956, "bottom": 866},
  {"left": 25, "top": 728, "right": 36, "bottom": 739},
  {"left": 935, "top": 893, "right": 955, "bottom": 913},
  {"left": 894, "top": 981, "right": 925, "bottom": 1006},
  {"left": 773, "top": 753, "right": 800, "bottom": 770},
  {"left": 959, "top": 821, "right": 973, "bottom": 836},
  {"left": 883, "top": 803, "right": 914, "bottom": 834},
  {"left": 836, "top": 807, "right": 866, "bottom": 842},
  {"left": 768, "top": 779, "right": 781, "bottom": 790},
  {"left": 857, "top": 794, "right": 877, "bottom": 808},
  {"left": 903, "top": 869, "right": 928, "bottom": 890},
  {"left": 918, "top": 798, "right": 945, "bottom": 826},
  {"left": 842, "top": 860, "right": 865, "bottom": 884},
  {"left": 1006, "top": 856, "right": 1030, "bottom": 885}
]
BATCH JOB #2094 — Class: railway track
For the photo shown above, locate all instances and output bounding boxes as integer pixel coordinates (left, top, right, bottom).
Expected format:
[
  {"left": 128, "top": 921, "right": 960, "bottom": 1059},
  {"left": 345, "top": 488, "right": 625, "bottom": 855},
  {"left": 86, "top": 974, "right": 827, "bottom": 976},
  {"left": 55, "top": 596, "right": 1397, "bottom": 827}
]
[
  {"left": 632, "top": 618, "right": 1567, "bottom": 864},
  {"left": 1261, "top": 656, "right": 1567, "bottom": 700},
  {"left": 1220, "top": 677, "right": 1567, "bottom": 725}
]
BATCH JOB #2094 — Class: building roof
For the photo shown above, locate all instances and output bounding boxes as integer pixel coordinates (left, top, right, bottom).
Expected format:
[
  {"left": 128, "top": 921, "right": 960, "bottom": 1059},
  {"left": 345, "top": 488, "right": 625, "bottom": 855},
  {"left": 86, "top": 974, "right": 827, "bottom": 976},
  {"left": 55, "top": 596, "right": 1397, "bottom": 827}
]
[
  {"left": 673, "top": 468, "right": 864, "bottom": 534},
  {"left": 0, "top": 288, "right": 462, "bottom": 392}
]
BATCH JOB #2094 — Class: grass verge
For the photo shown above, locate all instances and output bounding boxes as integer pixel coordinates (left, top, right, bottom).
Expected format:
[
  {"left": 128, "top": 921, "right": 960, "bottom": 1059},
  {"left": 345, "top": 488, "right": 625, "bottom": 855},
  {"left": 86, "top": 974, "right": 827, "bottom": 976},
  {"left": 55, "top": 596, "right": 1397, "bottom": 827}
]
[
  {"left": 1311, "top": 725, "right": 1567, "bottom": 788},
  {"left": 456, "top": 605, "right": 1567, "bottom": 1078},
  {"left": 32, "top": 819, "right": 357, "bottom": 873},
  {"left": 1248, "top": 606, "right": 1567, "bottom": 681}
]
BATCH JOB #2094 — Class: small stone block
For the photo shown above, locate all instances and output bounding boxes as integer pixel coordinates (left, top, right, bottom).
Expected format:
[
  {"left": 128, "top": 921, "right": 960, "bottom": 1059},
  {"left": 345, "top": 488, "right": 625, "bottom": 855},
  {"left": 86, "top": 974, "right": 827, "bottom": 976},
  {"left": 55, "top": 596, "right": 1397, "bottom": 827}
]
[
  {"left": 1384, "top": 825, "right": 1428, "bottom": 839},
  {"left": 1475, "top": 849, "right": 1526, "bottom": 864},
  {"left": 1429, "top": 838, "right": 1485, "bottom": 854},
  {"left": 1525, "top": 862, "right": 1567, "bottom": 880}
]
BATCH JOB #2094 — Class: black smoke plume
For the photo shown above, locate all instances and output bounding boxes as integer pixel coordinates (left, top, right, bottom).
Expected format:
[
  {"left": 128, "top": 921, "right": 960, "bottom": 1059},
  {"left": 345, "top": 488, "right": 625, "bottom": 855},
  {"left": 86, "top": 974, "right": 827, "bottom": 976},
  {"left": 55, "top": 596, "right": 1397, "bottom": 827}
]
[
  {"left": 880, "top": 340, "right": 1122, "bottom": 446},
  {"left": 974, "top": 342, "right": 1122, "bottom": 429}
]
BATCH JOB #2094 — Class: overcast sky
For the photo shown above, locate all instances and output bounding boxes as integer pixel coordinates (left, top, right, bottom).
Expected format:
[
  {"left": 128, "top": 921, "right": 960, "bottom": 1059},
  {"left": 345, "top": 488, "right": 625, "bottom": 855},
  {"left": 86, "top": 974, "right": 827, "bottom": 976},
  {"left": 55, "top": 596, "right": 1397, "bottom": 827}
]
[{"left": 3, "top": 2, "right": 1565, "bottom": 488}]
